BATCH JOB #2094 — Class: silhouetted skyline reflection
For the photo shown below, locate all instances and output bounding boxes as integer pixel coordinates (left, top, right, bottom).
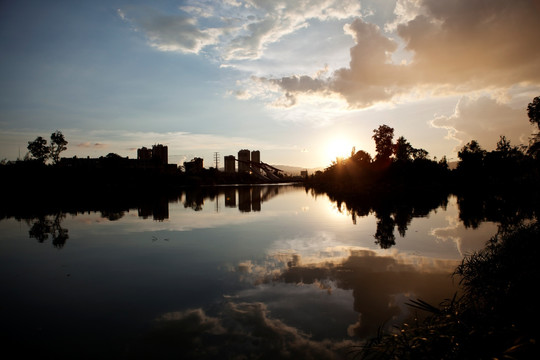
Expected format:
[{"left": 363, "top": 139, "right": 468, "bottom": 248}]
[{"left": 0, "top": 185, "right": 529, "bottom": 358}]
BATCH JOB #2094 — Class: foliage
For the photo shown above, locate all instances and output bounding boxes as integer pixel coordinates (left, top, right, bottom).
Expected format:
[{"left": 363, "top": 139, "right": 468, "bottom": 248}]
[
  {"left": 372, "top": 125, "right": 394, "bottom": 164},
  {"left": 457, "top": 140, "right": 485, "bottom": 169},
  {"left": 527, "top": 96, "right": 540, "bottom": 158},
  {"left": 527, "top": 96, "right": 540, "bottom": 129},
  {"left": 26, "top": 131, "right": 68, "bottom": 164},
  {"left": 394, "top": 136, "right": 413, "bottom": 162},
  {"left": 27, "top": 136, "right": 50, "bottom": 163},
  {"left": 50, "top": 130, "right": 68, "bottom": 164}
]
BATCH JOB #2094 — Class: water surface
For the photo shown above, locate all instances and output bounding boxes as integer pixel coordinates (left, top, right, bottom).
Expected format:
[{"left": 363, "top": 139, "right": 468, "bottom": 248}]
[{"left": 0, "top": 184, "right": 498, "bottom": 359}]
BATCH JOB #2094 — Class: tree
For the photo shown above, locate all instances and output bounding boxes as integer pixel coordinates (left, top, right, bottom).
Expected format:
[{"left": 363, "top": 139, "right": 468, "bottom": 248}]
[
  {"left": 527, "top": 96, "right": 540, "bottom": 158},
  {"left": 527, "top": 96, "right": 540, "bottom": 129},
  {"left": 50, "top": 130, "right": 68, "bottom": 164},
  {"left": 350, "top": 149, "right": 372, "bottom": 166},
  {"left": 27, "top": 136, "right": 50, "bottom": 163},
  {"left": 411, "top": 148, "right": 429, "bottom": 160},
  {"left": 457, "top": 140, "right": 486, "bottom": 172},
  {"left": 372, "top": 125, "right": 394, "bottom": 163},
  {"left": 496, "top": 135, "right": 512, "bottom": 154},
  {"left": 394, "top": 136, "right": 413, "bottom": 162}
]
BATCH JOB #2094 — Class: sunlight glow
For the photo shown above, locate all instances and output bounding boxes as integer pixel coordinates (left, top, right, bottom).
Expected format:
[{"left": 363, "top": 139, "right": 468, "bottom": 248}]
[{"left": 325, "top": 137, "right": 356, "bottom": 164}]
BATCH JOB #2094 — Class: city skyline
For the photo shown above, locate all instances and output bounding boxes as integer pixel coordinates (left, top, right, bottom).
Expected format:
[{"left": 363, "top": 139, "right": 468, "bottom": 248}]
[{"left": 1, "top": 0, "right": 539, "bottom": 169}]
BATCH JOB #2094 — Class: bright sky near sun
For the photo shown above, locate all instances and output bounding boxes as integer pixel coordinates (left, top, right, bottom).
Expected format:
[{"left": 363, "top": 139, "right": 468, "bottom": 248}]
[{"left": 1, "top": 0, "right": 539, "bottom": 169}]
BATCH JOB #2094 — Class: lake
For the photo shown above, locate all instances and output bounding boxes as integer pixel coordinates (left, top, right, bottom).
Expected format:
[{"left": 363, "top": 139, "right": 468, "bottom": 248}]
[{"left": 0, "top": 184, "right": 500, "bottom": 359}]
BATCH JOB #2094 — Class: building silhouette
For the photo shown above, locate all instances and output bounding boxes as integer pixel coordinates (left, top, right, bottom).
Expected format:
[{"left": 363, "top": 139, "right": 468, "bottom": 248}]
[
  {"left": 184, "top": 157, "right": 203, "bottom": 173},
  {"left": 152, "top": 144, "right": 168, "bottom": 165},
  {"left": 137, "top": 144, "right": 168, "bottom": 165},
  {"left": 137, "top": 147, "right": 152, "bottom": 161},
  {"left": 224, "top": 155, "right": 235, "bottom": 173},
  {"left": 238, "top": 149, "right": 250, "bottom": 173},
  {"left": 251, "top": 150, "right": 260, "bottom": 175}
]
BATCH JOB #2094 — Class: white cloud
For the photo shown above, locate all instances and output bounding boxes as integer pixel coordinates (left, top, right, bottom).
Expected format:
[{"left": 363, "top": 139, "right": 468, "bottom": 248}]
[
  {"left": 431, "top": 215, "right": 498, "bottom": 257},
  {"left": 120, "top": 0, "right": 362, "bottom": 60},
  {"left": 431, "top": 96, "right": 534, "bottom": 150}
]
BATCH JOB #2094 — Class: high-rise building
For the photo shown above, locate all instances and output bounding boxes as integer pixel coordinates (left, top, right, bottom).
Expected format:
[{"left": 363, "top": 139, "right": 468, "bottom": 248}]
[
  {"left": 152, "top": 144, "right": 168, "bottom": 165},
  {"left": 224, "top": 155, "right": 236, "bottom": 173},
  {"left": 238, "top": 149, "right": 250, "bottom": 173},
  {"left": 184, "top": 157, "right": 203, "bottom": 173},
  {"left": 251, "top": 150, "right": 260, "bottom": 175},
  {"left": 137, "top": 147, "right": 152, "bottom": 161},
  {"left": 137, "top": 144, "right": 168, "bottom": 165}
]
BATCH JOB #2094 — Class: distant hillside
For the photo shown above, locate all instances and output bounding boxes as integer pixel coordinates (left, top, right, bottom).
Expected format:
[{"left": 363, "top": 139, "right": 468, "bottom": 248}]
[
  {"left": 274, "top": 161, "right": 457, "bottom": 175},
  {"left": 271, "top": 165, "right": 324, "bottom": 176}
]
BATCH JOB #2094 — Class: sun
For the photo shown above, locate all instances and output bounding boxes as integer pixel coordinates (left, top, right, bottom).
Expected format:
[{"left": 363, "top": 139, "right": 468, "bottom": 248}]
[{"left": 325, "top": 138, "right": 355, "bottom": 164}]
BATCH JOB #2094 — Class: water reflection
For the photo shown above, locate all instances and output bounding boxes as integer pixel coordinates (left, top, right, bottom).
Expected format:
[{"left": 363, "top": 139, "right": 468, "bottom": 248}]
[
  {"left": 229, "top": 248, "right": 460, "bottom": 340},
  {"left": 2, "top": 185, "right": 299, "bottom": 247},
  {"left": 275, "top": 249, "right": 459, "bottom": 338},
  {"left": 313, "top": 188, "right": 451, "bottom": 249},
  {"left": 128, "top": 301, "right": 352, "bottom": 360},
  {"left": 27, "top": 213, "right": 69, "bottom": 248},
  {"left": 2, "top": 184, "right": 536, "bottom": 251},
  {"left": 1, "top": 184, "right": 532, "bottom": 359}
]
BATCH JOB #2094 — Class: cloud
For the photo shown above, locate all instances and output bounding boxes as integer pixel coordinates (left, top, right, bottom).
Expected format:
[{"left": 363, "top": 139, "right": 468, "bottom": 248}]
[
  {"left": 130, "top": 301, "right": 349, "bottom": 359},
  {"left": 272, "top": 249, "right": 459, "bottom": 338},
  {"left": 119, "top": 7, "right": 220, "bottom": 53},
  {"left": 260, "top": 0, "right": 540, "bottom": 108},
  {"left": 76, "top": 142, "right": 107, "bottom": 149},
  {"left": 431, "top": 96, "right": 534, "bottom": 150},
  {"left": 120, "top": 0, "right": 362, "bottom": 59},
  {"left": 431, "top": 215, "right": 498, "bottom": 257}
]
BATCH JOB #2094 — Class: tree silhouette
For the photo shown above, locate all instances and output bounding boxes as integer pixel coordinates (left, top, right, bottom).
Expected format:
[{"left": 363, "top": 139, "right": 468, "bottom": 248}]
[
  {"left": 372, "top": 125, "right": 394, "bottom": 164},
  {"left": 350, "top": 149, "right": 372, "bottom": 166},
  {"left": 27, "top": 136, "right": 50, "bottom": 163},
  {"left": 26, "top": 131, "right": 68, "bottom": 164},
  {"left": 395, "top": 136, "right": 413, "bottom": 162},
  {"left": 50, "top": 130, "right": 68, "bottom": 164},
  {"left": 457, "top": 140, "right": 486, "bottom": 171},
  {"left": 527, "top": 96, "right": 540, "bottom": 158},
  {"left": 527, "top": 96, "right": 540, "bottom": 129}
]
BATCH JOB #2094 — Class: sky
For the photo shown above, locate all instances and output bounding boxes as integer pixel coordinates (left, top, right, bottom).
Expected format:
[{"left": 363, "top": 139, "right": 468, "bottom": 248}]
[{"left": 1, "top": 0, "right": 539, "bottom": 169}]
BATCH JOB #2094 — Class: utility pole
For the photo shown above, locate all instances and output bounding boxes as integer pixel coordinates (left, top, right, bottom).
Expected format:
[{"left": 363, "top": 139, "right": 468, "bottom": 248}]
[{"left": 214, "top": 152, "right": 220, "bottom": 170}]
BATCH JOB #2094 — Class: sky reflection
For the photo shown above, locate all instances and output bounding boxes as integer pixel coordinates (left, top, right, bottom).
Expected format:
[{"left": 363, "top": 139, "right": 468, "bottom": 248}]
[{"left": 0, "top": 185, "right": 504, "bottom": 358}]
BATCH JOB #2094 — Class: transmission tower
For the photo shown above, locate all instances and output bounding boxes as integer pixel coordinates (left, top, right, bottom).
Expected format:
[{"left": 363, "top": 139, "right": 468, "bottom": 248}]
[{"left": 214, "top": 152, "right": 220, "bottom": 170}]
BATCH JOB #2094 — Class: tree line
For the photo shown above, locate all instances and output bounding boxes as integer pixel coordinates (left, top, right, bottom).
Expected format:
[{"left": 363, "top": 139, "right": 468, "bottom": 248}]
[{"left": 306, "top": 96, "right": 540, "bottom": 198}]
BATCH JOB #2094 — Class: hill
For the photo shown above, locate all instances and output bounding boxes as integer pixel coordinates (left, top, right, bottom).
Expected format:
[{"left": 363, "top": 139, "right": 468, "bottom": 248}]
[{"left": 271, "top": 164, "right": 324, "bottom": 176}]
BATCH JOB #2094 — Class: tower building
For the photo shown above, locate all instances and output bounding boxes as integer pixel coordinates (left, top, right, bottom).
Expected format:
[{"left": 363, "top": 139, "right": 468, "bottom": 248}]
[
  {"left": 238, "top": 149, "right": 250, "bottom": 173},
  {"left": 224, "top": 155, "right": 236, "bottom": 173}
]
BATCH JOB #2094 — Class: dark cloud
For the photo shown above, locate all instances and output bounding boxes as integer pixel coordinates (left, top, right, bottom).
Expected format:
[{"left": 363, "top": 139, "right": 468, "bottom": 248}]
[
  {"left": 119, "top": 7, "right": 217, "bottom": 53},
  {"left": 397, "top": 0, "right": 540, "bottom": 87},
  {"left": 128, "top": 301, "right": 351, "bottom": 359},
  {"left": 276, "top": 249, "right": 458, "bottom": 338}
]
